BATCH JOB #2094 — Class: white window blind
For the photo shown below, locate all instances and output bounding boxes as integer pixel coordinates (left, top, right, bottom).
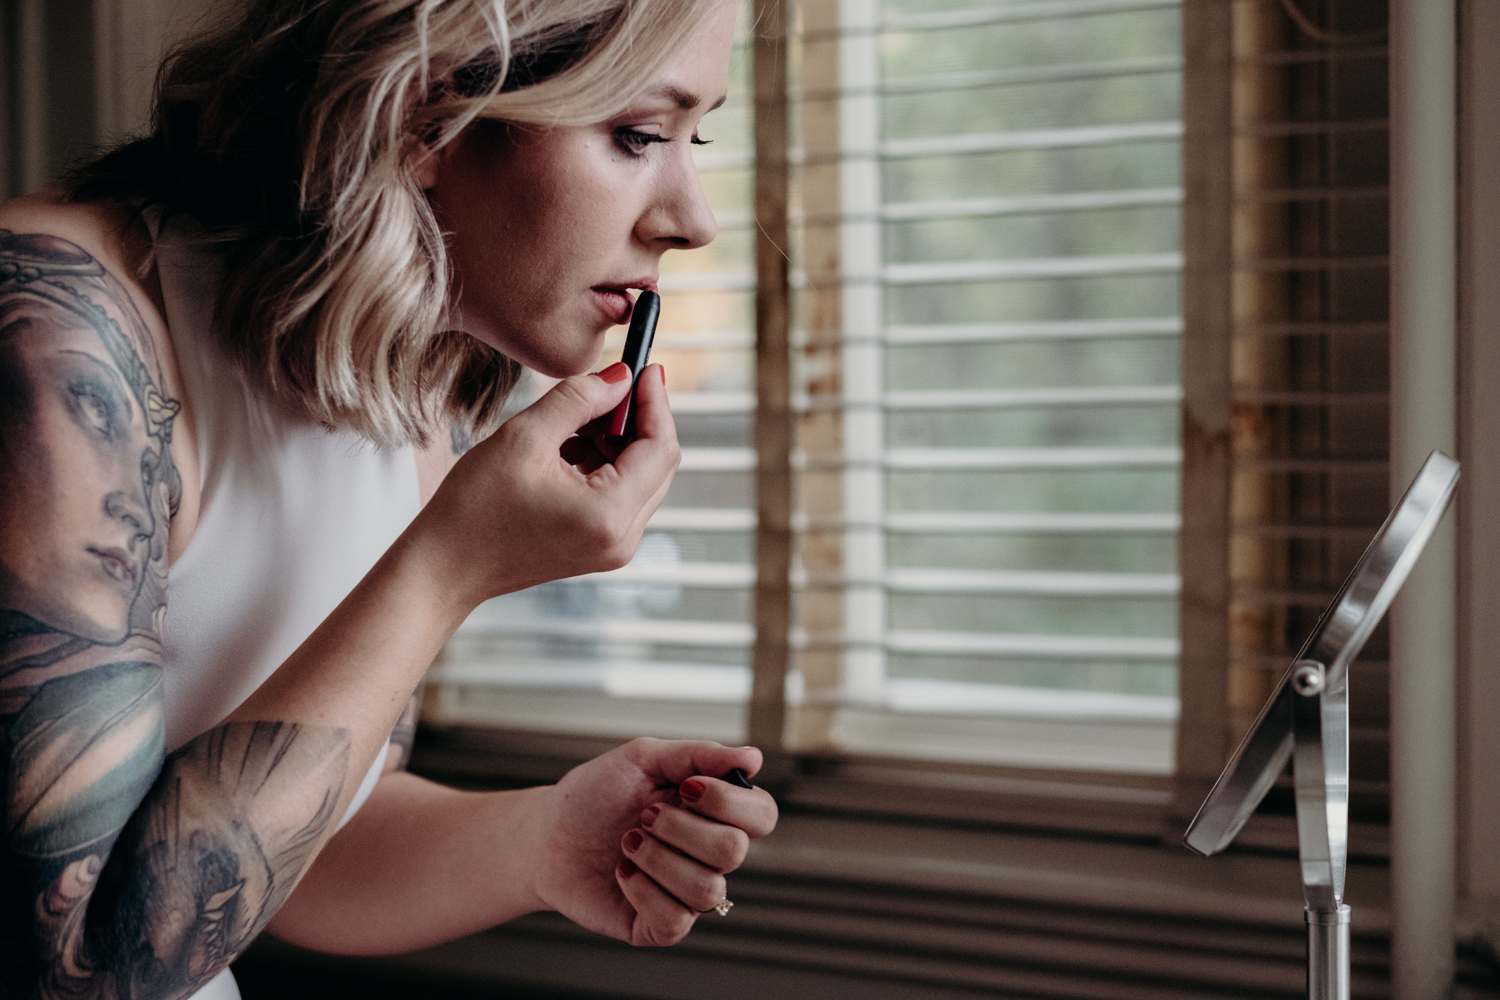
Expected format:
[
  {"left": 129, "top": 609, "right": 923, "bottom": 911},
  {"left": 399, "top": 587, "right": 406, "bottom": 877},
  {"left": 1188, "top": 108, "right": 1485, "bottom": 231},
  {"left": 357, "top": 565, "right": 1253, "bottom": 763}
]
[
  {"left": 431, "top": 20, "right": 761, "bottom": 743},
  {"left": 429, "top": 0, "right": 1187, "bottom": 776},
  {"left": 784, "top": 0, "right": 1183, "bottom": 772}
]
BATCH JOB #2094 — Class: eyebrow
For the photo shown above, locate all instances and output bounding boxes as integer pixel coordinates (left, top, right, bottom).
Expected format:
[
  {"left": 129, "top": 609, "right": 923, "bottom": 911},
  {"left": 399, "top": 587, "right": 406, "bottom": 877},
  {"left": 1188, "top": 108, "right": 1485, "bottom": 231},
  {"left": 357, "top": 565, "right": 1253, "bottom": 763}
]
[
  {"left": 651, "top": 85, "right": 728, "bottom": 113},
  {"left": 58, "top": 349, "right": 134, "bottom": 417}
]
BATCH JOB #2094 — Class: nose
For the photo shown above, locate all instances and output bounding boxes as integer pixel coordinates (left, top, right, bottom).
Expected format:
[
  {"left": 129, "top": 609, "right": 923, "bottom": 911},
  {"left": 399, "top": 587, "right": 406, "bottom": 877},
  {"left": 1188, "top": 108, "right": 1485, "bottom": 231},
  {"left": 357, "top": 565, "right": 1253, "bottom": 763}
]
[
  {"left": 638, "top": 147, "right": 718, "bottom": 251},
  {"left": 104, "top": 490, "right": 150, "bottom": 543}
]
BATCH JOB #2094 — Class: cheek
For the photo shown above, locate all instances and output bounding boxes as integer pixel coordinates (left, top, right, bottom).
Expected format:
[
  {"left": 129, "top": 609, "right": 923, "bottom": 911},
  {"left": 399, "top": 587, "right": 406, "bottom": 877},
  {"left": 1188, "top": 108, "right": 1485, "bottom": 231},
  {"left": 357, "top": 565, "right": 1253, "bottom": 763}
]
[
  {"left": 23, "top": 403, "right": 138, "bottom": 547},
  {"left": 502, "top": 144, "right": 633, "bottom": 264},
  {"left": 34, "top": 400, "right": 122, "bottom": 500},
  {"left": 0, "top": 451, "right": 94, "bottom": 611}
]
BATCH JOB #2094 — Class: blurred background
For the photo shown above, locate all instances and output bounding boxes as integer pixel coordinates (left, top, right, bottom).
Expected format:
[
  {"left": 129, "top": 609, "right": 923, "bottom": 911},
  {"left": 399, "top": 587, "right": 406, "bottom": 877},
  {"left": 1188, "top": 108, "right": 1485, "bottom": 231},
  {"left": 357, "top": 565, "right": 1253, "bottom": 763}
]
[{"left": 6, "top": 0, "right": 1500, "bottom": 996}]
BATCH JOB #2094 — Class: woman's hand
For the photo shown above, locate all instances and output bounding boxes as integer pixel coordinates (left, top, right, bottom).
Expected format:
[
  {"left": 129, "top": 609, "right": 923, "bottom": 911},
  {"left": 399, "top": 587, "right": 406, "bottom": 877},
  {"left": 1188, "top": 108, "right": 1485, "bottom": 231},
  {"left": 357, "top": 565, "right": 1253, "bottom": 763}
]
[
  {"left": 523, "top": 739, "right": 779, "bottom": 947},
  {"left": 416, "top": 362, "right": 678, "bottom": 610}
]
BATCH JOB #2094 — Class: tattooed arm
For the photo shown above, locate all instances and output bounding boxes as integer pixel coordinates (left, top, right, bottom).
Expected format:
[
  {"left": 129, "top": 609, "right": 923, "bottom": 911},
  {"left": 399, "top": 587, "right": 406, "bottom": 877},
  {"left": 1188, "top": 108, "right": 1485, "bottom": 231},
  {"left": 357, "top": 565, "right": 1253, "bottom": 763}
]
[
  {"left": 382, "top": 683, "right": 424, "bottom": 774},
  {"left": 0, "top": 229, "right": 354, "bottom": 999},
  {"left": 1, "top": 215, "right": 764, "bottom": 980}
]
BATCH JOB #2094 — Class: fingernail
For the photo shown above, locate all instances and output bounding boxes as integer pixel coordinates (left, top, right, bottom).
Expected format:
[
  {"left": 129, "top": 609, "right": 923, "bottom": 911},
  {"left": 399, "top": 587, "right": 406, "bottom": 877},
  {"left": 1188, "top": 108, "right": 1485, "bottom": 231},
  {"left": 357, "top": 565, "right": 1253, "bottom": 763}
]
[
  {"left": 680, "top": 778, "right": 705, "bottom": 804},
  {"left": 618, "top": 859, "right": 638, "bottom": 879},
  {"left": 641, "top": 804, "right": 662, "bottom": 828},
  {"left": 659, "top": 364, "right": 668, "bottom": 386},
  {"left": 623, "top": 829, "right": 644, "bottom": 853},
  {"left": 607, "top": 394, "right": 631, "bottom": 436},
  {"left": 594, "top": 362, "right": 630, "bottom": 384}
]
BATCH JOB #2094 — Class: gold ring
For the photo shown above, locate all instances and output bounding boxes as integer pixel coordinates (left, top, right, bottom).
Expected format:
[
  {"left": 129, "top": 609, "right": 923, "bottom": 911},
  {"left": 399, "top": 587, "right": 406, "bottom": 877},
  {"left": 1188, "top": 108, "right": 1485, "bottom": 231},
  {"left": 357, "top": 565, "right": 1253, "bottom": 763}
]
[{"left": 697, "top": 897, "right": 733, "bottom": 916}]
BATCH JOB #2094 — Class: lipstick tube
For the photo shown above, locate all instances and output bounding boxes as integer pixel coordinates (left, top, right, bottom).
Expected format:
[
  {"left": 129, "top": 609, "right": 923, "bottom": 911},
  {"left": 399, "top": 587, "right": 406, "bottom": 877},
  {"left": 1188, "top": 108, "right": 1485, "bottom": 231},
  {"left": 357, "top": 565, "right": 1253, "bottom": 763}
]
[{"left": 607, "top": 290, "right": 661, "bottom": 439}]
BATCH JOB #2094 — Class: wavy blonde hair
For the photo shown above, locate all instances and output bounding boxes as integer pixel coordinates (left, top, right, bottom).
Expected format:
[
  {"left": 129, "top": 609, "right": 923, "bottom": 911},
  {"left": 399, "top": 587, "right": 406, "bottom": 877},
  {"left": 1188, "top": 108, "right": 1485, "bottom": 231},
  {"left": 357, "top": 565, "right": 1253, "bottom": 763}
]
[{"left": 69, "top": 0, "right": 725, "bottom": 447}]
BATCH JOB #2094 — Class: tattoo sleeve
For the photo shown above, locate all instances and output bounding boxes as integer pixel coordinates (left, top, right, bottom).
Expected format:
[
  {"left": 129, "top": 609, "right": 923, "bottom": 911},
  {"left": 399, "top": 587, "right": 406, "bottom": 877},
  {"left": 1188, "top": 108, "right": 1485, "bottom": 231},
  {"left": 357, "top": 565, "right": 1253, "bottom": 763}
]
[
  {"left": 384, "top": 682, "right": 425, "bottom": 774},
  {"left": 448, "top": 422, "right": 472, "bottom": 457},
  {"left": 0, "top": 231, "right": 351, "bottom": 999}
]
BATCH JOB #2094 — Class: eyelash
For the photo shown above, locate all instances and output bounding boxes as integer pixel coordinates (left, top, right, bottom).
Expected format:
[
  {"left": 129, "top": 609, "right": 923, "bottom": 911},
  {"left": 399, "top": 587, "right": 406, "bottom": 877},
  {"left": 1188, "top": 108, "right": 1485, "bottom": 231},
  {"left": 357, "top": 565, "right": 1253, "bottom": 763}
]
[
  {"left": 614, "top": 128, "right": 712, "bottom": 156},
  {"left": 70, "top": 384, "right": 117, "bottom": 439}
]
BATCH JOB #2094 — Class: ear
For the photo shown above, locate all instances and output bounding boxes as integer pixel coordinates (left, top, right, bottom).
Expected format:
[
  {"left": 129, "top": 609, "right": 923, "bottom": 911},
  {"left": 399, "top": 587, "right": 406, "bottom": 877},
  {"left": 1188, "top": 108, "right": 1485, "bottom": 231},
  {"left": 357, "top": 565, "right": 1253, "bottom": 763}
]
[{"left": 408, "top": 131, "right": 443, "bottom": 191}]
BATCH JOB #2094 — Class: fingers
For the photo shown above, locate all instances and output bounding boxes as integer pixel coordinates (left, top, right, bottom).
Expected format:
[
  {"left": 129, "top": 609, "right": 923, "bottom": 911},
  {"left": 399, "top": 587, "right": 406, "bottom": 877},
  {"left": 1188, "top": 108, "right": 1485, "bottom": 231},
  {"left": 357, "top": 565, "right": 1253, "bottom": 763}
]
[
  {"left": 614, "top": 859, "right": 697, "bottom": 947},
  {"left": 630, "top": 364, "right": 675, "bottom": 443},
  {"left": 604, "top": 365, "right": 680, "bottom": 486},
  {"left": 640, "top": 802, "right": 748, "bottom": 874},
  {"left": 506, "top": 364, "right": 632, "bottom": 447},
  {"left": 558, "top": 436, "right": 596, "bottom": 468},
  {"left": 677, "top": 775, "right": 778, "bottom": 839},
  {"left": 559, "top": 367, "right": 665, "bottom": 478},
  {"left": 621, "top": 737, "right": 763, "bottom": 787},
  {"left": 621, "top": 828, "right": 727, "bottom": 913},
  {"left": 559, "top": 432, "right": 624, "bottom": 473},
  {"left": 601, "top": 738, "right": 780, "bottom": 948}
]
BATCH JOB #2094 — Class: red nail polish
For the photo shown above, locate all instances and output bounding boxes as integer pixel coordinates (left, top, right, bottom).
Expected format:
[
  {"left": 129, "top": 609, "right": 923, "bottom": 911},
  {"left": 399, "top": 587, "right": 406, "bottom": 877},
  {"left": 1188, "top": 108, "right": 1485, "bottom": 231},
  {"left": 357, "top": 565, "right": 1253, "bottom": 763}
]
[
  {"left": 618, "top": 858, "right": 638, "bottom": 878},
  {"left": 595, "top": 362, "right": 630, "bottom": 384},
  {"left": 641, "top": 804, "right": 662, "bottom": 828},
  {"left": 607, "top": 392, "right": 632, "bottom": 437},
  {"left": 659, "top": 364, "right": 667, "bottom": 386},
  {"left": 680, "top": 778, "right": 704, "bottom": 804},
  {"left": 623, "top": 829, "right": 644, "bottom": 853}
]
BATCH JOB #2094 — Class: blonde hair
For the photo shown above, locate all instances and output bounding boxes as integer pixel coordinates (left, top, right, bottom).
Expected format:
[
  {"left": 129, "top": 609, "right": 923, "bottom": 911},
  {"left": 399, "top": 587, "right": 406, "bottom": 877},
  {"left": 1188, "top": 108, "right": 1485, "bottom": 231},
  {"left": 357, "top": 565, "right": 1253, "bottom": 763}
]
[{"left": 69, "top": 0, "right": 725, "bottom": 447}]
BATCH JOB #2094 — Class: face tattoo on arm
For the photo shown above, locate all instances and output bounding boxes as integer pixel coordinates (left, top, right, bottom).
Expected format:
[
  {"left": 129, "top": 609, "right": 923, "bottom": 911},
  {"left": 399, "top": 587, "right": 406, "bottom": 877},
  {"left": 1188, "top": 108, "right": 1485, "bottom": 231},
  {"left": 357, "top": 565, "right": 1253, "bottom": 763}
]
[{"left": 0, "top": 231, "right": 351, "bottom": 1000}]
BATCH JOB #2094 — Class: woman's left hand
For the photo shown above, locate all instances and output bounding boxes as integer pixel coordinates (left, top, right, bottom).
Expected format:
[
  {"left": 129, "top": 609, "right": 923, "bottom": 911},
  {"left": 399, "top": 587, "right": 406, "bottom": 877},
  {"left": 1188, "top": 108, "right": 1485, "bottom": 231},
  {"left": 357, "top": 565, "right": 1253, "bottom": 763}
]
[{"left": 522, "top": 739, "right": 778, "bottom": 946}]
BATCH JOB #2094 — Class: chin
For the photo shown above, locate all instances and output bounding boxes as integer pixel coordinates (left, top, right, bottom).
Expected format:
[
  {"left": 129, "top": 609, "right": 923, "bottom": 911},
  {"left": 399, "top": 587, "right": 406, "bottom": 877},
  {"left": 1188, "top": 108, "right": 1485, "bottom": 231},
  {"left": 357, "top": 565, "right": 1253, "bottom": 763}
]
[
  {"left": 536, "top": 356, "right": 603, "bottom": 379},
  {"left": 530, "top": 337, "right": 612, "bottom": 379},
  {"left": 3, "top": 579, "right": 129, "bottom": 644},
  {"left": 457, "top": 313, "right": 606, "bottom": 379}
]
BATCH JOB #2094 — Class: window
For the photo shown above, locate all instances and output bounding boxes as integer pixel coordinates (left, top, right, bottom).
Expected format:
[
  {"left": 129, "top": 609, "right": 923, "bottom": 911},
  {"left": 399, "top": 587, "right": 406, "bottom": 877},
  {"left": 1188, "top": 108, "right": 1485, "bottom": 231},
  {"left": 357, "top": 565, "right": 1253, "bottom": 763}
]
[
  {"left": 431, "top": 20, "right": 760, "bottom": 744},
  {"left": 429, "top": 0, "right": 1189, "bottom": 782},
  {"left": 784, "top": 0, "right": 1183, "bottom": 772}
]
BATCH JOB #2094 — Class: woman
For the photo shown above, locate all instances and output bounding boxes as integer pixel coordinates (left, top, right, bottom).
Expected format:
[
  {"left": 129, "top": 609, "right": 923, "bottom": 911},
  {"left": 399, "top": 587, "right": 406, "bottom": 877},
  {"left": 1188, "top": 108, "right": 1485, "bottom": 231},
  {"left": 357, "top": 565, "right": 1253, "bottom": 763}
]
[{"left": 0, "top": 2, "right": 777, "bottom": 998}]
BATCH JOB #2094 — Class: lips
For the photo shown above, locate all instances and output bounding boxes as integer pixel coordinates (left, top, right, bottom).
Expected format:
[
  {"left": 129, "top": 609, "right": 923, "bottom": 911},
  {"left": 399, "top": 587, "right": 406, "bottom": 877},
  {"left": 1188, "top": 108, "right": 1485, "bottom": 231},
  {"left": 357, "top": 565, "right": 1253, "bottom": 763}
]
[
  {"left": 89, "top": 546, "right": 139, "bottom": 587},
  {"left": 591, "top": 287, "right": 635, "bottom": 325},
  {"left": 591, "top": 280, "right": 658, "bottom": 326}
]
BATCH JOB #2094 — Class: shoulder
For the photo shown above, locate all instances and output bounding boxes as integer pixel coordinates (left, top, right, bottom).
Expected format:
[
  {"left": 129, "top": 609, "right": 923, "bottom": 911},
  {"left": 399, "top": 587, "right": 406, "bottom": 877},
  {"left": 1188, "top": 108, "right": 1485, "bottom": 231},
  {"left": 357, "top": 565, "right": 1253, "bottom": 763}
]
[
  {"left": 0, "top": 191, "right": 202, "bottom": 557},
  {"left": 0, "top": 194, "right": 153, "bottom": 294},
  {"left": 0, "top": 193, "right": 173, "bottom": 387}
]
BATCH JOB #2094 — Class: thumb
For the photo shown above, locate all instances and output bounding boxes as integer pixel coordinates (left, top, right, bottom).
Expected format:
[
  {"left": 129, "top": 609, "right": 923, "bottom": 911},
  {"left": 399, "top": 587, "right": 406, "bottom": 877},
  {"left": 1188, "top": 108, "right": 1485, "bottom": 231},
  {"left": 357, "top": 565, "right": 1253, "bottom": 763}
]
[
  {"left": 623, "top": 739, "right": 764, "bottom": 785},
  {"left": 509, "top": 364, "right": 633, "bottom": 445}
]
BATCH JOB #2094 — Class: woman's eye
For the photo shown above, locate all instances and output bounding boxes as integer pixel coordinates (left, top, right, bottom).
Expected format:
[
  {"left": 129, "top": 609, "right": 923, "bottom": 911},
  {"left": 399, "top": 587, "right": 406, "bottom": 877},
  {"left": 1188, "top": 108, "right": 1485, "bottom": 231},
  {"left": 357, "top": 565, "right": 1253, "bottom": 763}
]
[
  {"left": 614, "top": 128, "right": 673, "bottom": 156},
  {"left": 69, "top": 383, "right": 117, "bottom": 439},
  {"left": 691, "top": 135, "right": 712, "bottom": 146}
]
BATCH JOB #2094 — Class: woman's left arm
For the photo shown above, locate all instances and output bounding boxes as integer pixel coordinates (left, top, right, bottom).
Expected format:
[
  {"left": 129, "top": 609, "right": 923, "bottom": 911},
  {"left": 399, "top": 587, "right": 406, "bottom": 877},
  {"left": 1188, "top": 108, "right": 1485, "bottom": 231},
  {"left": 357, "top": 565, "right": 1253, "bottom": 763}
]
[{"left": 264, "top": 725, "right": 777, "bottom": 954}]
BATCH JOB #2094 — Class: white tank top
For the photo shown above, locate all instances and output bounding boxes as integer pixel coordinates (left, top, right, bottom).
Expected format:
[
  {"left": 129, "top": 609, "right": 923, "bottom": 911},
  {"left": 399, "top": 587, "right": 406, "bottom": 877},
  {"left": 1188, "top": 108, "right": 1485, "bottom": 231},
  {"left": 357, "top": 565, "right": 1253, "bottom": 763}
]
[{"left": 153, "top": 216, "right": 421, "bottom": 1000}]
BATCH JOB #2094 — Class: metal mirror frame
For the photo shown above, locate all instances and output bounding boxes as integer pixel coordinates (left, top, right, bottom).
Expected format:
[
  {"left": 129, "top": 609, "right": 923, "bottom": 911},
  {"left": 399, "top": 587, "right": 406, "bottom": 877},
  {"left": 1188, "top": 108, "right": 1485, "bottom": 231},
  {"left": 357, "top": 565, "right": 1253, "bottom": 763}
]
[{"left": 1182, "top": 449, "right": 1459, "bottom": 999}]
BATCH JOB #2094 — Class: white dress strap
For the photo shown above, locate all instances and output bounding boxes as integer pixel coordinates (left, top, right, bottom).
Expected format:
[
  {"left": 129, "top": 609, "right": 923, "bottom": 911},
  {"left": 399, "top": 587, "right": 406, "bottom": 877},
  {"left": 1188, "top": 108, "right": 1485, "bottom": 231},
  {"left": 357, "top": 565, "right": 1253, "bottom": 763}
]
[{"left": 188, "top": 968, "right": 242, "bottom": 1000}]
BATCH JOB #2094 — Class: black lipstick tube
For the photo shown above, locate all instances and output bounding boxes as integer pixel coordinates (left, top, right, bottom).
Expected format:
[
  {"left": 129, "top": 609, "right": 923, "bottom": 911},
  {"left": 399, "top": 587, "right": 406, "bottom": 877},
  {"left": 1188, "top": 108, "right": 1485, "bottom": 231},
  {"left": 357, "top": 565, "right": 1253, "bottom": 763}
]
[{"left": 607, "top": 290, "right": 661, "bottom": 439}]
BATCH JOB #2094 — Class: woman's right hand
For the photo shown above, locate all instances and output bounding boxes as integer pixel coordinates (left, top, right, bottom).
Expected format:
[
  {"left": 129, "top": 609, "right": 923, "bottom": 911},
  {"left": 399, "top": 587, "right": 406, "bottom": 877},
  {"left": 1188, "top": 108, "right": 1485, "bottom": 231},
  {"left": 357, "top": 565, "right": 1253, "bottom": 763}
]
[{"left": 416, "top": 361, "right": 679, "bottom": 610}]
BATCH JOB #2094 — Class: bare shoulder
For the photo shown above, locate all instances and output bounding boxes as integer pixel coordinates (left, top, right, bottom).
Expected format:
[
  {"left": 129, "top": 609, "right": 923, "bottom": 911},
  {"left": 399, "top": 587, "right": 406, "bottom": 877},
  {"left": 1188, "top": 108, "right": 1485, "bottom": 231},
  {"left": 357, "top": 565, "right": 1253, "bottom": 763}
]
[
  {"left": 0, "top": 193, "right": 155, "bottom": 296},
  {"left": 0, "top": 202, "right": 184, "bottom": 644},
  {"left": 0, "top": 192, "right": 177, "bottom": 396},
  {"left": 0, "top": 191, "right": 202, "bottom": 554}
]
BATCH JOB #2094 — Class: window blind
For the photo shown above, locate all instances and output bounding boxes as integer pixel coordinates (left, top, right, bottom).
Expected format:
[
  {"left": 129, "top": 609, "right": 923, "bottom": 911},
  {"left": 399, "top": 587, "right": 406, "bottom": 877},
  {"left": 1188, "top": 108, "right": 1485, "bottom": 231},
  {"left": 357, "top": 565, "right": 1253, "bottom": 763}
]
[
  {"left": 430, "top": 20, "right": 761, "bottom": 743},
  {"left": 782, "top": 0, "right": 1184, "bottom": 771},
  {"left": 429, "top": 0, "right": 1190, "bottom": 778},
  {"left": 1221, "top": 0, "right": 1392, "bottom": 845}
]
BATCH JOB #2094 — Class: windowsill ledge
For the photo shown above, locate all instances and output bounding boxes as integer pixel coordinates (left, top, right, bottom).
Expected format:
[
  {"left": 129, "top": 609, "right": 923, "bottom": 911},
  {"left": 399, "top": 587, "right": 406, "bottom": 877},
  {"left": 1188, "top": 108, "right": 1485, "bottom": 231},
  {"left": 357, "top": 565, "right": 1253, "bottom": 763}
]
[{"left": 238, "top": 813, "right": 1427, "bottom": 1000}]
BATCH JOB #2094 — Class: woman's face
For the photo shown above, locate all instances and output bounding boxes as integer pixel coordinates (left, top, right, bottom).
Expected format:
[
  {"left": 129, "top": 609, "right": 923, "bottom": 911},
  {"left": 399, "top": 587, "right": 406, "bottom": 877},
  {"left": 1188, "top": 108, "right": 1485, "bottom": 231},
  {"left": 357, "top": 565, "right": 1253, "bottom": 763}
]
[
  {"left": 424, "top": 3, "right": 736, "bottom": 377},
  {"left": 0, "top": 297, "right": 156, "bottom": 643}
]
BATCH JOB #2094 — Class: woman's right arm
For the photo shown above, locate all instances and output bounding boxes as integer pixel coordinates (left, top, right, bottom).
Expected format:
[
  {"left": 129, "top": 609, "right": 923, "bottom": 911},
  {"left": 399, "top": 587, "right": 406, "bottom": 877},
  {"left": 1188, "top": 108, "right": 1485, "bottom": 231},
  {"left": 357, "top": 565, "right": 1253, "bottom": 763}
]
[
  {"left": 0, "top": 227, "right": 340, "bottom": 999},
  {"left": 0, "top": 230, "right": 677, "bottom": 998}
]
